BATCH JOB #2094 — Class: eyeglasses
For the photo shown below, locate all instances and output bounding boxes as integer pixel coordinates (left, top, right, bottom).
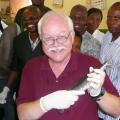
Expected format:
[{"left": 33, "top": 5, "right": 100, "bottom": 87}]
[{"left": 42, "top": 32, "right": 71, "bottom": 46}]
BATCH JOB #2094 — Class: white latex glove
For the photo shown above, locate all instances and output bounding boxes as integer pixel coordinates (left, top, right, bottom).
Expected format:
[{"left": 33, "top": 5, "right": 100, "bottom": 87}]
[
  {"left": 0, "top": 86, "right": 10, "bottom": 104},
  {"left": 40, "top": 90, "right": 85, "bottom": 112},
  {"left": 87, "top": 67, "right": 105, "bottom": 97}
]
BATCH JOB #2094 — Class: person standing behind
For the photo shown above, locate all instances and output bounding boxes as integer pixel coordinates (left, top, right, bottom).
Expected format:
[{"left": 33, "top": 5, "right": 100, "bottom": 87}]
[
  {"left": 70, "top": 4, "right": 87, "bottom": 37},
  {"left": 86, "top": 8, "right": 104, "bottom": 44},
  {"left": 0, "top": 6, "right": 43, "bottom": 111},
  {"left": 70, "top": 5, "right": 100, "bottom": 59},
  {"left": 70, "top": 5, "right": 86, "bottom": 53},
  {"left": 99, "top": 2, "right": 120, "bottom": 120},
  {"left": 0, "top": 23, "right": 20, "bottom": 79},
  {"left": 0, "top": 23, "right": 20, "bottom": 92},
  {"left": 72, "top": 32, "right": 82, "bottom": 53},
  {"left": 81, "top": 8, "right": 104, "bottom": 59},
  {"left": 0, "top": 23, "right": 20, "bottom": 120},
  {"left": 14, "top": 0, "right": 51, "bottom": 32}
]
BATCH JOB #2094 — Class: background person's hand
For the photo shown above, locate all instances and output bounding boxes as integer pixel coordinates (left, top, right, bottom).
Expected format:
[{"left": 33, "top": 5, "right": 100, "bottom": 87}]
[
  {"left": 87, "top": 67, "right": 105, "bottom": 97},
  {"left": 40, "top": 90, "right": 85, "bottom": 112},
  {"left": 0, "top": 86, "right": 10, "bottom": 104}
]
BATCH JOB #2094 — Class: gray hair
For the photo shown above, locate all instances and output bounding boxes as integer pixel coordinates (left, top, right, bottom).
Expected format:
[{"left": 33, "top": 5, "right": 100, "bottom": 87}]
[{"left": 38, "top": 11, "right": 74, "bottom": 37}]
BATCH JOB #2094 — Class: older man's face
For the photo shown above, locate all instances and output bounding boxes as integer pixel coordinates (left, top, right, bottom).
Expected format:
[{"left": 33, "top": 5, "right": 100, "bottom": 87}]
[{"left": 41, "top": 16, "right": 74, "bottom": 63}]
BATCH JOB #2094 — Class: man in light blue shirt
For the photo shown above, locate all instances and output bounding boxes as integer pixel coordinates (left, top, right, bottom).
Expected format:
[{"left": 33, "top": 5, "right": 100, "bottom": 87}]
[{"left": 99, "top": 2, "right": 120, "bottom": 120}]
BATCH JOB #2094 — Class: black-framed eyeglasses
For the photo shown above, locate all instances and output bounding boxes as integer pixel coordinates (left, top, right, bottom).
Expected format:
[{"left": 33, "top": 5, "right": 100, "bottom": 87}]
[{"left": 42, "top": 32, "right": 71, "bottom": 46}]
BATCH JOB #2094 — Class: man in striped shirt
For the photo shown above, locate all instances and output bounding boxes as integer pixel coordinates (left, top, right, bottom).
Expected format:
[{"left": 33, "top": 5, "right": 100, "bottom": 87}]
[{"left": 99, "top": 2, "right": 120, "bottom": 120}]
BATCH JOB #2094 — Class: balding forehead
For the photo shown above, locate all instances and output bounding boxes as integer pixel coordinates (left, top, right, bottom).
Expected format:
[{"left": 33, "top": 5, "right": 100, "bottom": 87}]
[
  {"left": 109, "top": 2, "right": 120, "bottom": 11},
  {"left": 42, "top": 14, "right": 68, "bottom": 28},
  {"left": 71, "top": 5, "right": 86, "bottom": 12},
  {"left": 41, "top": 11, "right": 71, "bottom": 27},
  {"left": 108, "top": 5, "right": 120, "bottom": 13},
  {"left": 111, "top": 2, "right": 120, "bottom": 7},
  {"left": 111, "top": 6, "right": 120, "bottom": 10},
  {"left": 70, "top": 5, "right": 87, "bottom": 16}
]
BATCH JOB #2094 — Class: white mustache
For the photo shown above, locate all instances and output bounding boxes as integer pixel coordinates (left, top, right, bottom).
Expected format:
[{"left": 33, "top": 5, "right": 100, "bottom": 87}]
[{"left": 48, "top": 46, "right": 66, "bottom": 52}]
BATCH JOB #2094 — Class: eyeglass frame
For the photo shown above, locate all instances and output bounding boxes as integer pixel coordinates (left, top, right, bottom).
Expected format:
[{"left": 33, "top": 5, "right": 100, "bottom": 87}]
[{"left": 41, "top": 32, "right": 72, "bottom": 46}]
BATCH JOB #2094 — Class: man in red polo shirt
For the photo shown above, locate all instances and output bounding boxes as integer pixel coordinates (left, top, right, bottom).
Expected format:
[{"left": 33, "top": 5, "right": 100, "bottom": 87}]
[{"left": 16, "top": 11, "right": 120, "bottom": 120}]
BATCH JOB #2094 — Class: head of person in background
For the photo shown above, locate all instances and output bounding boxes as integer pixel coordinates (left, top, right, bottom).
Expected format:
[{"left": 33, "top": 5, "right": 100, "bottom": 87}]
[
  {"left": 22, "top": 6, "right": 42, "bottom": 35},
  {"left": 38, "top": 11, "right": 75, "bottom": 64},
  {"left": 14, "top": 0, "right": 50, "bottom": 32},
  {"left": 72, "top": 31, "right": 82, "bottom": 53},
  {"left": 0, "top": 6, "right": 44, "bottom": 108},
  {"left": 31, "top": 0, "right": 51, "bottom": 16},
  {"left": 107, "top": 2, "right": 120, "bottom": 41},
  {"left": 31, "top": 0, "right": 44, "bottom": 7},
  {"left": 86, "top": 7, "right": 103, "bottom": 35},
  {"left": 70, "top": 4, "right": 87, "bottom": 37}
]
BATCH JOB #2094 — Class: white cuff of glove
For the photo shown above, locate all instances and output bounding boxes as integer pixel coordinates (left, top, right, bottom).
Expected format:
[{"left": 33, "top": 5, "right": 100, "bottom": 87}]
[
  {"left": 39, "top": 97, "right": 48, "bottom": 113},
  {"left": 0, "top": 86, "right": 10, "bottom": 104},
  {"left": 3, "top": 86, "right": 10, "bottom": 93},
  {"left": 89, "top": 88, "right": 101, "bottom": 97}
]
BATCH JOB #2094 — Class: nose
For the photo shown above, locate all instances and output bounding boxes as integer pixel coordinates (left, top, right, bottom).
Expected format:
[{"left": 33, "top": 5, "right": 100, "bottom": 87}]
[{"left": 52, "top": 38, "right": 59, "bottom": 46}]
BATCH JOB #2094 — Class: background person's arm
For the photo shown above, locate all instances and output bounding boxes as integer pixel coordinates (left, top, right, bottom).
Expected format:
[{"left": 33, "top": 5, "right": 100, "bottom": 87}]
[{"left": 97, "top": 92, "right": 120, "bottom": 117}]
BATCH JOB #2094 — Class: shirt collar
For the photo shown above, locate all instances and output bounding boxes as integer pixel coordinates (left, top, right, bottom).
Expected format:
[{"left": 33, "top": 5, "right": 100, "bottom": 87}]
[
  {"left": 1, "top": 20, "right": 8, "bottom": 29},
  {"left": 29, "top": 33, "right": 40, "bottom": 50},
  {"left": 113, "top": 36, "right": 120, "bottom": 45},
  {"left": 40, "top": 52, "right": 78, "bottom": 72},
  {"left": 104, "top": 31, "right": 112, "bottom": 43},
  {"left": 107, "top": 32, "right": 120, "bottom": 45}
]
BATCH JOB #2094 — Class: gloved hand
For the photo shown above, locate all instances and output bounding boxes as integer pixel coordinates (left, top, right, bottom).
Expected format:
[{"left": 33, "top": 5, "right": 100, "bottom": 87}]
[
  {"left": 40, "top": 90, "right": 85, "bottom": 112},
  {"left": 87, "top": 67, "right": 105, "bottom": 97},
  {"left": 0, "top": 86, "right": 10, "bottom": 104}
]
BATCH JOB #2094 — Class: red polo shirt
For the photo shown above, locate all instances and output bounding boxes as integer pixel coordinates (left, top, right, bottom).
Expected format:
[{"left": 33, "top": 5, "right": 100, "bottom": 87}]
[{"left": 17, "top": 52, "right": 118, "bottom": 120}]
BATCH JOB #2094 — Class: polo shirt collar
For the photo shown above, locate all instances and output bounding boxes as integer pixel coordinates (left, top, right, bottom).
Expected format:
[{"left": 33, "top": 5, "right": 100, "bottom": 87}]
[{"left": 40, "top": 52, "right": 78, "bottom": 72}]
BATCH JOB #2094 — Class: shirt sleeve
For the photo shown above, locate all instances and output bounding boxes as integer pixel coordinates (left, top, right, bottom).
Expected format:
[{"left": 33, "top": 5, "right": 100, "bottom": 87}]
[{"left": 16, "top": 60, "right": 35, "bottom": 105}]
